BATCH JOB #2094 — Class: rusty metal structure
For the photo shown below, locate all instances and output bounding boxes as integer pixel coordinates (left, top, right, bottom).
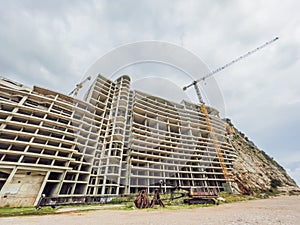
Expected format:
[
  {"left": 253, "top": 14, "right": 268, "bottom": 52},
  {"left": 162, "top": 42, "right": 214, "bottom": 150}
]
[
  {"left": 134, "top": 189, "right": 150, "bottom": 208},
  {"left": 183, "top": 187, "right": 219, "bottom": 205},
  {"left": 150, "top": 189, "right": 164, "bottom": 207}
]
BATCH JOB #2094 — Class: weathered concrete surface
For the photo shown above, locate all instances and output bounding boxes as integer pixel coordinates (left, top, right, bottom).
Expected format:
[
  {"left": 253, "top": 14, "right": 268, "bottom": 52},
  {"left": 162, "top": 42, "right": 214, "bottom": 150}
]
[
  {"left": 0, "top": 170, "right": 45, "bottom": 207},
  {"left": 1, "top": 195, "right": 299, "bottom": 225}
]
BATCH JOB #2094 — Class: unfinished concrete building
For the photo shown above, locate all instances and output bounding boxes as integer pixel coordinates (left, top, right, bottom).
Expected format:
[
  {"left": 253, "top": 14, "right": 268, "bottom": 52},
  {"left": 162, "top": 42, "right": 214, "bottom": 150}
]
[{"left": 0, "top": 75, "right": 237, "bottom": 206}]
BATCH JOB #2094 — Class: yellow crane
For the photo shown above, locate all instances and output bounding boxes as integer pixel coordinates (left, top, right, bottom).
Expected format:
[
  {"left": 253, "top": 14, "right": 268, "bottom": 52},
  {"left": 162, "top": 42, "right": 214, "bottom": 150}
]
[
  {"left": 69, "top": 76, "right": 92, "bottom": 97},
  {"left": 183, "top": 37, "right": 279, "bottom": 186}
]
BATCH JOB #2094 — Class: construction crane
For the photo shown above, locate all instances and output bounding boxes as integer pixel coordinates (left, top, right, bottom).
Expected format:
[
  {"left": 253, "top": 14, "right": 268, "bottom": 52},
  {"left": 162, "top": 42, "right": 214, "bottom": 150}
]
[
  {"left": 69, "top": 76, "right": 92, "bottom": 97},
  {"left": 183, "top": 37, "right": 279, "bottom": 188},
  {"left": 183, "top": 37, "right": 279, "bottom": 93}
]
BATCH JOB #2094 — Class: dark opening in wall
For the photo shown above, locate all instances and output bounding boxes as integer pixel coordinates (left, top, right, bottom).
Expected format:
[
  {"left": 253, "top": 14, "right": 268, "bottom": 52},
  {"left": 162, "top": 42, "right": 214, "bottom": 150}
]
[
  {"left": 1, "top": 105, "right": 14, "bottom": 112},
  {"left": 47, "top": 141, "right": 59, "bottom": 147},
  {"left": 43, "top": 182, "right": 58, "bottom": 196},
  {"left": 0, "top": 172, "right": 9, "bottom": 179},
  {"left": 46, "top": 115, "right": 58, "bottom": 122},
  {"left": 48, "top": 172, "right": 61, "bottom": 180},
  {"left": 3, "top": 155, "right": 19, "bottom": 162},
  {"left": 5, "top": 125, "right": 20, "bottom": 131},
  {"left": 32, "top": 138, "right": 47, "bottom": 145},
  {"left": 97, "top": 187, "right": 102, "bottom": 194},
  {"left": 0, "top": 181, "right": 5, "bottom": 191},
  {"left": 43, "top": 150, "right": 56, "bottom": 155},
  {"left": 53, "top": 160, "right": 65, "bottom": 167},
  {"left": 0, "top": 113, "right": 6, "bottom": 120},
  {"left": 78, "top": 174, "right": 88, "bottom": 181},
  {"left": 58, "top": 152, "right": 69, "bottom": 157},
  {"left": 28, "top": 147, "right": 42, "bottom": 154},
  {"left": 0, "top": 144, "right": 9, "bottom": 149},
  {"left": 38, "top": 158, "right": 52, "bottom": 165},
  {"left": 81, "top": 165, "right": 90, "bottom": 172},
  {"left": 37, "top": 129, "right": 51, "bottom": 136},
  {"left": 60, "top": 183, "right": 73, "bottom": 195},
  {"left": 64, "top": 135, "right": 74, "bottom": 141},
  {"left": 0, "top": 133, "right": 15, "bottom": 139},
  {"left": 16, "top": 136, "right": 31, "bottom": 142},
  {"left": 51, "top": 133, "right": 63, "bottom": 139},
  {"left": 28, "top": 119, "right": 40, "bottom": 125},
  {"left": 22, "top": 156, "right": 37, "bottom": 164},
  {"left": 23, "top": 127, "right": 36, "bottom": 133},
  {"left": 32, "top": 112, "right": 44, "bottom": 118},
  {"left": 11, "top": 116, "right": 27, "bottom": 123},
  {"left": 74, "top": 183, "right": 85, "bottom": 194},
  {"left": 65, "top": 173, "right": 76, "bottom": 180}
]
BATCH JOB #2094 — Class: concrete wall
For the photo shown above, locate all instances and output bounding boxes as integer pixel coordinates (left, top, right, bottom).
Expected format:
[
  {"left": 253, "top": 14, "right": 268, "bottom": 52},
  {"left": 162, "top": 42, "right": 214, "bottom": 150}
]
[{"left": 0, "top": 170, "right": 45, "bottom": 207}]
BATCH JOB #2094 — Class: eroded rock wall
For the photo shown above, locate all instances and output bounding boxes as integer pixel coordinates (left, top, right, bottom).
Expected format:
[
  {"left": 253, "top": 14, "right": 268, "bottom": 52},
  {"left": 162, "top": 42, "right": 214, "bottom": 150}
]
[{"left": 225, "top": 119, "right": 298, "bottom": 195}]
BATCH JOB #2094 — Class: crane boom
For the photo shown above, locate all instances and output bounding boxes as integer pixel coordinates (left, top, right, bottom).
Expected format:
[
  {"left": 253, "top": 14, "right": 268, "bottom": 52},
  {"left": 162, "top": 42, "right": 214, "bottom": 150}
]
[
  {"left": 69, "top": 76, "right": 92, "bottom": 97},
  {"left": 183, "top": 37, "right": 279, "bottom": 92}
]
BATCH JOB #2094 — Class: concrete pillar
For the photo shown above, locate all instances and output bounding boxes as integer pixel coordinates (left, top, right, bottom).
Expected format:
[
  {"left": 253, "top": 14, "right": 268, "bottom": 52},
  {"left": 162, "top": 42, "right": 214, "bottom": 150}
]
[{"left": 33, "top": 171, "right": 50, "bottom": 206}]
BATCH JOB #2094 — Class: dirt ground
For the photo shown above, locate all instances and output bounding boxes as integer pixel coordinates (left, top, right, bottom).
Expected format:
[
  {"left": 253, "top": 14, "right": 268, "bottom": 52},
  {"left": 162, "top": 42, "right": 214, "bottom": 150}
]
[{"left": 1, "top": 195, "right": 299, "bottom": 225}]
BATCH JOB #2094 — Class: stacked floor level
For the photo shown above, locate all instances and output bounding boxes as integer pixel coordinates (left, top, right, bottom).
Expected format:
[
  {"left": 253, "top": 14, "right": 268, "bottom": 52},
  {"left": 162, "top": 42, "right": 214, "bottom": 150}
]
[{"left": 0, "top": 75, "right": 236, "bottom": 206}]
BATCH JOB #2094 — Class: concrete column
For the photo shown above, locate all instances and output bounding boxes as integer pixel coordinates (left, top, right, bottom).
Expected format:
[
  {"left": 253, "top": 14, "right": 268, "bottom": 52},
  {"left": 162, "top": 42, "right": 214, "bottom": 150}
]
[{"left": 33, "top": 171, "right": 50, "bottom": 206}]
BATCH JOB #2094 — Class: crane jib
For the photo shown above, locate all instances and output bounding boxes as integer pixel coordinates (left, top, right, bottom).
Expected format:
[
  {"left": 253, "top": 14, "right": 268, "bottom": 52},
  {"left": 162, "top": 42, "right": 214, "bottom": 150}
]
[{"left": 182, "top": 37, "right": 279, "bottom": 92}]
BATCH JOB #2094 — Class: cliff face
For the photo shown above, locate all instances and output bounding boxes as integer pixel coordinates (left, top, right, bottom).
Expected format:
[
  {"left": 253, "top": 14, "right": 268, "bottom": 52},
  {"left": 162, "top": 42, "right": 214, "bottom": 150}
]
[{"left": 225, "top": 119, "right": 299, "bottom": 195}]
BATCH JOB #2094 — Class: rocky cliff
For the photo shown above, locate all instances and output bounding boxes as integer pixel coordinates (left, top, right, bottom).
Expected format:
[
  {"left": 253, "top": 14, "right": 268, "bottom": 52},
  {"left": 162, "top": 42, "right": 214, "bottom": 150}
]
[{"left": 225, "top": 119, "right": 299, "bottom": 195}]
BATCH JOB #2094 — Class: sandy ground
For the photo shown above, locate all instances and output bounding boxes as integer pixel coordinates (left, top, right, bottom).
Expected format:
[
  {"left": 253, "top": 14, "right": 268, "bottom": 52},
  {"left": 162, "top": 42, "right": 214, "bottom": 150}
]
[{"left": 1, "top": 195, "right": 299, "bottom": 225}]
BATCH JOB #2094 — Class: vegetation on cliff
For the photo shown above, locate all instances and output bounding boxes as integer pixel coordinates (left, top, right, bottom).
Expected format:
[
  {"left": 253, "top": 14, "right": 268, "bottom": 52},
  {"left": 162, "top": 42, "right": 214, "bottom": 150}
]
[{"left": 225, "top": 119, "right": 299, "bottom": 195}]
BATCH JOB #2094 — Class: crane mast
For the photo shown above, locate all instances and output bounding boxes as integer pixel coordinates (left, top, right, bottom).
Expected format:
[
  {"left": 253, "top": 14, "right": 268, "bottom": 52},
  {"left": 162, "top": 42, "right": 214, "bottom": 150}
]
[{"left": 183, "top": 37, "right": 279, "bottom": 189}]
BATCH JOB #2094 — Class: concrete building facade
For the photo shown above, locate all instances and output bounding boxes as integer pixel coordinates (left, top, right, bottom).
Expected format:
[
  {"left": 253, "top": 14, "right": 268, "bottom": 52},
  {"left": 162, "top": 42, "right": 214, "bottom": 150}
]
[{"left": 0, "top": 75, "right": 237, "bottom": 206}]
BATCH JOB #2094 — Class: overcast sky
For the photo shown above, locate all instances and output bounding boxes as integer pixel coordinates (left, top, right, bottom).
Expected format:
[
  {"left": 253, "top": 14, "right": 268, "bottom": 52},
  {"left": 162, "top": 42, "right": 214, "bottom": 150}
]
[{"left": 0, "top": 0, "right": 299, "bottom": 185}]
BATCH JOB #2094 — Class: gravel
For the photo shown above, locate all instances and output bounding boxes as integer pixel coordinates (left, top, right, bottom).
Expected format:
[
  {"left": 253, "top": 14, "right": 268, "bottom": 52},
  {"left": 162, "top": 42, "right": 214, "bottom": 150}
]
[{"left": 1, "top": 195, "right": 299, "bottom": 225}]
